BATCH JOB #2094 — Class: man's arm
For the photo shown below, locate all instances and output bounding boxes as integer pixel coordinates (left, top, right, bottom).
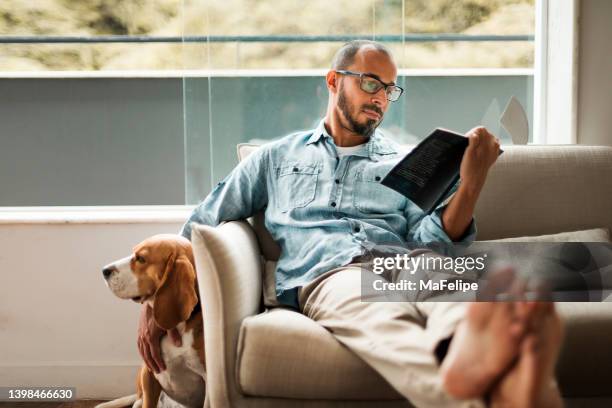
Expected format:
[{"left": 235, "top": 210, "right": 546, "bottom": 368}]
[
  {"left": 441, "top": 126, "right": 500, "bottom": 241},
  {"left": 180, "top": 146, "right": 270, "bottom": 239}
]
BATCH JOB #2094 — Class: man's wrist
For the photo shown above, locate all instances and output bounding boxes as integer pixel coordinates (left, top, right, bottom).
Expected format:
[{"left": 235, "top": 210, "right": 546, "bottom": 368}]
[{"left": 458, "top": 179, "right": 483, "bottom": 200}]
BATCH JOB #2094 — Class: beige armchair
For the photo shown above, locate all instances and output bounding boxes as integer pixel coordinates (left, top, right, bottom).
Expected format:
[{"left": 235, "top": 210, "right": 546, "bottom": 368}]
[{"left": 191, "top": 144, "right": 612, "bottom": 408}]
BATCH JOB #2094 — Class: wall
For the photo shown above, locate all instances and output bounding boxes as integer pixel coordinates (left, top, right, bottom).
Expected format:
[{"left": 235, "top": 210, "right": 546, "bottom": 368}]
[
  {"left": 0, "top": 211, "right": 189, "bottom": 398},
  {"left": 577, "top": 0, "right": 612, "bottom": 145}
]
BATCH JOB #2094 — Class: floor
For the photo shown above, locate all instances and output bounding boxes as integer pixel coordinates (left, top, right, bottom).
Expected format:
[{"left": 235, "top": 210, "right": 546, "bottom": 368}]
[{"left": 0, "top": 402, "right": 107, "bottom": 408}]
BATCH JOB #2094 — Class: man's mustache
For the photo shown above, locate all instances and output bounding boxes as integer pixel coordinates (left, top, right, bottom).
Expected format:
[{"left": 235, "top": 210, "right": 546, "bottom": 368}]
[{"left": 362, "top": 104, "right": 383, "bottom": 117}]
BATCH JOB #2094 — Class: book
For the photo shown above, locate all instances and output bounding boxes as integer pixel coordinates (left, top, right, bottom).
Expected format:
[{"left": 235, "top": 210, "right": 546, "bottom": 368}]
[{"left": 381, "top": 128, "right": 503, "bottom": 214}]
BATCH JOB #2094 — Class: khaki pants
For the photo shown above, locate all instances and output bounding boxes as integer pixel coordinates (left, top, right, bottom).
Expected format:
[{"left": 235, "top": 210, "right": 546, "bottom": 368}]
[{"left": 294, "top": 259, "right": 485, "bottom": 408}]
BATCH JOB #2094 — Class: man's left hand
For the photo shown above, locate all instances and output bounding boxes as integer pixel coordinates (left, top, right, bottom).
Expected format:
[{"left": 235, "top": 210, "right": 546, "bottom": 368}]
[{"left": 459, "top": 126, "right": 501, "bottom": 192}]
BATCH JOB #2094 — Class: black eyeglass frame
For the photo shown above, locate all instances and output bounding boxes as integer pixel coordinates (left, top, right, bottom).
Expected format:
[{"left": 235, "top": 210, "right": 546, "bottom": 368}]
[{"left": 335, "top": 69, "right": 404, "bottom": 102}]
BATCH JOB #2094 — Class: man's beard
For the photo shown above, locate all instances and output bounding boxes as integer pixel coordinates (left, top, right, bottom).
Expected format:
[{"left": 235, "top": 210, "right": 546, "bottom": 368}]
[{"left": 337, "top": 84, "right": 383, "bottom": 138}]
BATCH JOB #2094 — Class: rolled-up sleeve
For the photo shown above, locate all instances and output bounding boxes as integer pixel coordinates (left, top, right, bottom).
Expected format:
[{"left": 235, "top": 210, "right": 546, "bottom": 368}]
[
  {"left": 180, "top": 147, "right": 269, "bottom": 240},
  {"left": 404, "top": 180, "right": 477, "bottom": 245}
]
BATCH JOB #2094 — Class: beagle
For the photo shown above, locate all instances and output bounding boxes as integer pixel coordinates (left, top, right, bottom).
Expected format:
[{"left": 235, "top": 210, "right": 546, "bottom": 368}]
[{"left": 98, "top": 234, "right": 205, "bottom": 408}]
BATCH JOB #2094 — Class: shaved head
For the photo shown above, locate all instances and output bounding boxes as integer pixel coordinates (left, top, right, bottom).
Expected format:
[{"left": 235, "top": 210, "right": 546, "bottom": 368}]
[{"left": 331, "top": 40, "right": 393, "bottom": 70}]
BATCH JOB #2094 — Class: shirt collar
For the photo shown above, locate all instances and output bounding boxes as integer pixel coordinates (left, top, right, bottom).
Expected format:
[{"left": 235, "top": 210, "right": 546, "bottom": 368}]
[{"left": 306, "top": 119, "right": 398, "bottom": 161}]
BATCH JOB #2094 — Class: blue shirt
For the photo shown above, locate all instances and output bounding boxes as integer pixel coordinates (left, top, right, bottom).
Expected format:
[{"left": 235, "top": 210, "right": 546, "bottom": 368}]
[{"left": 180, "top": 120, "right": 477, "bottom": 307}]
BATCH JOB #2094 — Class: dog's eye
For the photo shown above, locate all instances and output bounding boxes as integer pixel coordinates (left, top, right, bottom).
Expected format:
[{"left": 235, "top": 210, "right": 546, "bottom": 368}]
[{"left": 135, "top": 255, "right": 146, "bottom": 264}]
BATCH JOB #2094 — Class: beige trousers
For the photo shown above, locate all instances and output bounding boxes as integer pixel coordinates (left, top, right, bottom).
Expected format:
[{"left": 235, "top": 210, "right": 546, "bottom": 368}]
[{"left": 295, "top": 260, "right": 485, "bottom": 408}]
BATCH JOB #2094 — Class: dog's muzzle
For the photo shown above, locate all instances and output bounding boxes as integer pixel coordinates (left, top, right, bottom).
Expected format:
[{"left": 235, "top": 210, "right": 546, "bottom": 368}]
[{"left": 102, "top": 266, "right": 116, "bottom": 280}]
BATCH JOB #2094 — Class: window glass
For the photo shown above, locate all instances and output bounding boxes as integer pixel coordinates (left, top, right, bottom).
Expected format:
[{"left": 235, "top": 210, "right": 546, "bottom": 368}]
[{"left": 183, "top": 0, "right": 535, "bottom": 204}]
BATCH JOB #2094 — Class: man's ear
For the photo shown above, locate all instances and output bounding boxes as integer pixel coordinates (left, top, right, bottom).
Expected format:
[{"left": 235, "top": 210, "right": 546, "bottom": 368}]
[
  {"left": 153, "top": 254, "right": 198, "bottom": 331},
  {"left": 326, "top": 70, "right": 338, "bottom": 93}
]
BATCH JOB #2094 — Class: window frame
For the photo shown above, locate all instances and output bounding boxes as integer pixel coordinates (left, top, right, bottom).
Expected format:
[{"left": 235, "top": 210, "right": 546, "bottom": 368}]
[{"left": 533, "top": 0, "right": 580, "bottom": 144}]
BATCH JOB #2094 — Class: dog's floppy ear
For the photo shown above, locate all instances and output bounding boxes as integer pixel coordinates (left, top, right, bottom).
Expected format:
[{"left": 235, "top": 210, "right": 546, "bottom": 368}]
[{"left": 153, "top": 254, "right": 198, "bottom": 331}]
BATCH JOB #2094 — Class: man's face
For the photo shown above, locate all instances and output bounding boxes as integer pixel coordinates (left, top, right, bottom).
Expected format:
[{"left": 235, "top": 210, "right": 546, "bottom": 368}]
[{"left": 334, "top": 48, "right": 398, "bottom": 138}]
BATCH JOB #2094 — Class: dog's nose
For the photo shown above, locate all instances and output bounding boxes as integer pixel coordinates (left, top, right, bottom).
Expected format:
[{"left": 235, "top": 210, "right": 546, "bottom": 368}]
[{"left": 102, "top": 267, "right": 115, "bottom": 279}]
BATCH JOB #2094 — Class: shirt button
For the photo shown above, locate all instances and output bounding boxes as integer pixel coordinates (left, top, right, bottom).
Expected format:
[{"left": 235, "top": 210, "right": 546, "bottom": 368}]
[
  {"left": 354, "top": 226, "right": 360, "bottom": 233},
  {"left": 375, "top": 176, "right": 381, "bottom": 181},
  {"left": 335, "top": 179, "right": 340, "bottom": 184},
  {"left": 331, "top": 202, "right": 337, "bottom": 207}
]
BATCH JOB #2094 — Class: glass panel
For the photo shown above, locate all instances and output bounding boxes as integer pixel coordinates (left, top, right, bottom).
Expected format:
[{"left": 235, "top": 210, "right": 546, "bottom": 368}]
[
  {"left": 0, "top": 1, "right": 184, "bottom": 71},
  {"left": 0, "top": 2, "right": 188, "bottom": 206},
  {"left": 183, "top": 0, "right": 535, "bottom": 204}
]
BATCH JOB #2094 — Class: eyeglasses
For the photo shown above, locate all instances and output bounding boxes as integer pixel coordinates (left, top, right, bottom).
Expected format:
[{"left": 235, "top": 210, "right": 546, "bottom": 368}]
[{"left": 335, "top": 70, "right": 404, "bottom": 102}]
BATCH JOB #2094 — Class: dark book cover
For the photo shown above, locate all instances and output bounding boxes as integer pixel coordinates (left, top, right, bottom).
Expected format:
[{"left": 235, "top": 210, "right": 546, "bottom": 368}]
[{"left": 381, "top": 128, "right": 503, "bottom": 214}]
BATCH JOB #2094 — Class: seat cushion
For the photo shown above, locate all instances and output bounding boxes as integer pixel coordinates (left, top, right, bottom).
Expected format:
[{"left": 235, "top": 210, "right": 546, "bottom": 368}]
[
  {"left": 236, "top": 308, "right": 403, "bottom": 400},
  {"left": 237, "top": 305, "right": 612, "bottom": 400}
]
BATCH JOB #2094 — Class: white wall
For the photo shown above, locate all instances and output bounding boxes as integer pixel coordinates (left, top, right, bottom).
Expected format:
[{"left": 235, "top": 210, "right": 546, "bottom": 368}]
[
  {"left": 0, "top": 211, "right": 188, "bottom": 399},
  {"left": 577, "top": 0, "right": 612, "bottom": 145}
]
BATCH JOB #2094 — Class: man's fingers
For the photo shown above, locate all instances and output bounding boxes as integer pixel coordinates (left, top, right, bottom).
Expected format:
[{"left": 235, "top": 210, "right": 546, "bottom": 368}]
[
  {"left": 170, "top": 328, "right": 182, "bottom": 347},
  {"left": 467, "top": 126, "right": 498, "bottom": 142},
  {"left": 140, "top": 339, "right": 159, "bottom": 373},
  {"left": 467, "top": 132, "right": 480, "bottom": 150},
  {"left": 467, "top": 125, "right": 485, "bottom": 136},
  {"left": 148, "top": 337, "right": 166, "bottom": 372}
]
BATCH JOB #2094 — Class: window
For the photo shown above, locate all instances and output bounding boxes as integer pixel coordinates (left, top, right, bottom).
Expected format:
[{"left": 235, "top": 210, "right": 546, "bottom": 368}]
[
  {"left": 183, "top": 0, "right": 536, "bottom": 203},
  {"left": 0, "top": 0, "right": 539, "bottom": 206}
]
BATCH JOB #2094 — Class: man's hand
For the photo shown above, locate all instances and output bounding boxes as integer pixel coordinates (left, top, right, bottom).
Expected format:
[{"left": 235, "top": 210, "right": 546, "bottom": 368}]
[
  {"left": 137, "top": 304, "right": 183, "bottom": 373},
  {"left": 460, "top": 126, "right": 501, "bottom": 192},
  {"left": 441, "top": 126, "right": 500, "bottom": 241}
]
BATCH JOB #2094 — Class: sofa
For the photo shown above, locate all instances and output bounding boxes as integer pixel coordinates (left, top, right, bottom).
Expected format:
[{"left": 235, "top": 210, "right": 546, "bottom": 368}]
[{"left": 191, "top": 144, "right": 612, "bottom": 408}]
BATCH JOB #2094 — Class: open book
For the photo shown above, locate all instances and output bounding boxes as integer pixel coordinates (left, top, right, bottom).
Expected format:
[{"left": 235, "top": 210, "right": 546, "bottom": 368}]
[{"left": 381, "top": 128, "right": 503, "bottom": 214}]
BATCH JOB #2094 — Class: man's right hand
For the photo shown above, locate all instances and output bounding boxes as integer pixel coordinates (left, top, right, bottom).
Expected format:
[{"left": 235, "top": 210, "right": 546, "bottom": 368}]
[{"left": 137, "top": 304, "right": 182, "bottom": 373}]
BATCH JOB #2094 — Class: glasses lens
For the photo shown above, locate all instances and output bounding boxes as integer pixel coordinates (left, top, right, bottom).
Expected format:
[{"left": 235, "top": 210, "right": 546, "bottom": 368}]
[
  {"left": 387, "top": 87, "right": 402, "bottom": 102},
  {"left": 361, "top": 77, "right": 383, "bottom": 94}
]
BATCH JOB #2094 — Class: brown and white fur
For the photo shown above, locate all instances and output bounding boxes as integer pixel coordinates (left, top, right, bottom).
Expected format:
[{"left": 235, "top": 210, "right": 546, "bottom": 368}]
[{"left": 98, "top": 234, "right": 205, "bottom": 408}]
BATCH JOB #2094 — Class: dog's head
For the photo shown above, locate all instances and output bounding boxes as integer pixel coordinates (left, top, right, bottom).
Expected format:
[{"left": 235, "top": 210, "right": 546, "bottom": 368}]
[{"left": 102, "top": 234, "right": 199, "bottom": 330}]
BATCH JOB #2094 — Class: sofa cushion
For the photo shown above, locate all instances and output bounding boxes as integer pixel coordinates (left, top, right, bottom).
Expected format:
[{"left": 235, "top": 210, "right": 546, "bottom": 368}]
[
  {"left": 236, "top": 308, "right": 403, "bottom": 400},
  {"left": 473, "top": 146, "right": 612, "bottom": 240},
  {"left": 236, "top": 304, "right": 612, "bottom": 400},
  {"left": 247, "top": 211, "right": 281, "bottom": 261},
  {"left": 480, "top": 227, "right": 610, "bottom": 242}
]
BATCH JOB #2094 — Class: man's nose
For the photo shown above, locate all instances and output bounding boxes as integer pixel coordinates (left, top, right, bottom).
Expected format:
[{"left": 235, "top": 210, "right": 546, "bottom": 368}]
[{"left": 371, "top": 89, "right": 387, "bottom": 109}]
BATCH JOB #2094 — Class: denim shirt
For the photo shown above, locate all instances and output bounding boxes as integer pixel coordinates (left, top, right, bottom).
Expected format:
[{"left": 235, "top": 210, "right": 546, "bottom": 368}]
[{"left": 181, "top": 120, "right": 477, "bottom": 308}]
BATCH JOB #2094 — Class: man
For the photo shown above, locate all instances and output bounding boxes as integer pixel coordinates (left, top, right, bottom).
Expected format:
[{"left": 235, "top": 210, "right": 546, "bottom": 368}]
[{"left": 138, "top": 40, "right": 563, "bottom": 407}]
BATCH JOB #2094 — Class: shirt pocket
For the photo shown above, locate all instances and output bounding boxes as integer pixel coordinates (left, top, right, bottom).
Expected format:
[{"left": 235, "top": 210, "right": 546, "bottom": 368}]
[
  {"left": 353, "top": 167, "right": 405, "bottom": 214},
  {"left": 275, "top": 162, "right": 320, "bottom": 212}
]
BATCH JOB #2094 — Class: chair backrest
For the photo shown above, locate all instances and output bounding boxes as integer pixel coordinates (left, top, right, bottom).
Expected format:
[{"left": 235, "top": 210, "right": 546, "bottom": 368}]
[{"left": 237, "top": 143, "right": 612, "bottom": 258}]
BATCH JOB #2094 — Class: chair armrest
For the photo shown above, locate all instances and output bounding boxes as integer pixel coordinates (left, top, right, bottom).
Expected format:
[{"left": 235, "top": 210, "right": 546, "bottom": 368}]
[{"left": 191, "top": 221, "right": 263, "bottom": 407}]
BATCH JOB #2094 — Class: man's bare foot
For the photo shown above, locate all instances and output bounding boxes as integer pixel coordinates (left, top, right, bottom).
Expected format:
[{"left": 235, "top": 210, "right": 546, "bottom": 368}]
[
  {"left": 490, "top": 302, "right": 564, "bottom": 408},
  {"left": 440, "top": 299, "right": 533, "bottom": 399},
  {"left": 440, "top": 268, "right": 533, "bottom": 399},
  {"left": 439, "top": 268, "right": 539, "bottom": 399}
]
